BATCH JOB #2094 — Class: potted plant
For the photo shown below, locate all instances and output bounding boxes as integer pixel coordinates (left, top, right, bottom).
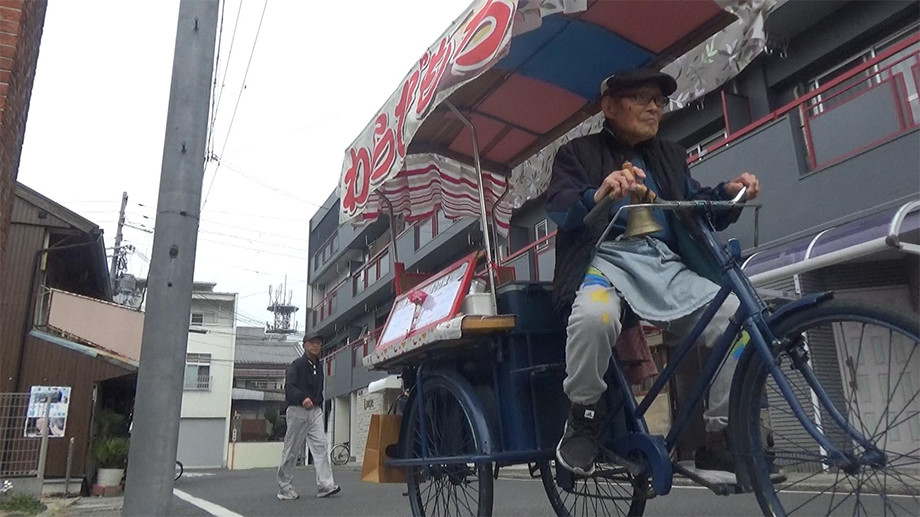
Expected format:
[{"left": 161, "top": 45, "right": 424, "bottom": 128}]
[
  {"left": 91, "top": 409, "right": 129, "bottom": 494},
  {"left": 92, "top": 436, "right": 130, "bottom": 486}
]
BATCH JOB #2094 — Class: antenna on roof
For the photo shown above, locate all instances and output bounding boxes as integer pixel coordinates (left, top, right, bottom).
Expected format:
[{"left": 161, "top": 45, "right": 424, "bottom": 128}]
[{"left": 266, "top": 275, "right": 299, "bottom": 335}]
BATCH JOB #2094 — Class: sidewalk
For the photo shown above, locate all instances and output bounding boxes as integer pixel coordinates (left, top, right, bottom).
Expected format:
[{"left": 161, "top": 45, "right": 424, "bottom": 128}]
[{"left": 38, "top": 496, "right": 120, "bottom": 517}]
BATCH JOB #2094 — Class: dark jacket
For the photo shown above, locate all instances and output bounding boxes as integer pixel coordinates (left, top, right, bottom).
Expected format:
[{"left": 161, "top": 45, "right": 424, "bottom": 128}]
[
  {"left": 545, "top": 125, "right": 740, "bottom": 314},
  {"left": 284, "top": 354, "right": 324, "bottom": 408}
]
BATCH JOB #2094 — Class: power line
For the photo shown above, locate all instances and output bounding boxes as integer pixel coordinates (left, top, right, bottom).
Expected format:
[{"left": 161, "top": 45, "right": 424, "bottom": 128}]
[
  {"left": 205, "top": 0, "right": 228, "bottom": 163},
  {"left": 202, "top": 0, "right": 269, "bottom": 209}
]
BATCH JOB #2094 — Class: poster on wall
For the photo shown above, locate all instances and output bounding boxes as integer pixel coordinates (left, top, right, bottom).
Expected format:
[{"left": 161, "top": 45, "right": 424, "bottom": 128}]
[{"left": 23, "top": 386, "right": 71, "bottom": 438}]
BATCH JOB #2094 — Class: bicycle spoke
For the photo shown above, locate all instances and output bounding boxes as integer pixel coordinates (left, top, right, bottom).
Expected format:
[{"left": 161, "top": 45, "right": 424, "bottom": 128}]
[
  {"left": 784, "top": 468, "right": 852, "bottom": 514},
  {"left": 871, "top": 340, "right": 919, "bottom": 438}
]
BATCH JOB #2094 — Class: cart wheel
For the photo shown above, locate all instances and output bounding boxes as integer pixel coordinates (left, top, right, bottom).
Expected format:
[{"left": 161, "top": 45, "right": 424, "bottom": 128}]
[
  {"left": 404, "top": 373, "right": 494, "bottom": 517},
  {"left": 539, "top": 458, "right": 647, "bottom": 517}
]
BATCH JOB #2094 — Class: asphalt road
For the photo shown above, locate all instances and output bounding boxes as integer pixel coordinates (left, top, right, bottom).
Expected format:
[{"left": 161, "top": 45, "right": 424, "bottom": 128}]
[{"left": 166, "top": 466, "right": 779, "bottom": 516}]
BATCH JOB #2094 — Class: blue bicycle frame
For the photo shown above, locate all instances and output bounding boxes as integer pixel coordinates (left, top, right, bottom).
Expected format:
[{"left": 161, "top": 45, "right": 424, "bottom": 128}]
[{"left": 600, "top": 198, "right": 882, "bottom": 477}]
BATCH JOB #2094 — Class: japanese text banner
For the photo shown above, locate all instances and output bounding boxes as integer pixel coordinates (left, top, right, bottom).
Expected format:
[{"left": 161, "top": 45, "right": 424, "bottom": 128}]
[{"left": 339, "top": 0, "right": 518, "bottom": 225}]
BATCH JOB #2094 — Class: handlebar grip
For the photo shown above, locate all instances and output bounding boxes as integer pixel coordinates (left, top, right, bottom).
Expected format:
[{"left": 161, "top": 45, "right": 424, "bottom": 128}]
[{"left": 584, "top": 194, "right": 615, "bottom": 226}]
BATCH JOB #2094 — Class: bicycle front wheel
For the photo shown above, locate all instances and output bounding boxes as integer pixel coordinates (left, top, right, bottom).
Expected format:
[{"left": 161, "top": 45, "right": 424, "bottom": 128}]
[
  {"left": 732, "top": 300, "right": 919, "bottom": 516},
  {"left": 331, "top": 444, "right": 350, "bottom": 466},
  {"left": 403, "top": 374, "right": 493, "bottom": 517}
]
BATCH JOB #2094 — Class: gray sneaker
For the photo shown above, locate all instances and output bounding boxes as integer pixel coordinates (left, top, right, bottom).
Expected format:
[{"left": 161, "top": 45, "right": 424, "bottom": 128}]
[
  {"left": 317, "top": 485, "right": 341, "bottom": 498},
  {"left": 277, "top": 487, "right": 299, "bottom": 500}
]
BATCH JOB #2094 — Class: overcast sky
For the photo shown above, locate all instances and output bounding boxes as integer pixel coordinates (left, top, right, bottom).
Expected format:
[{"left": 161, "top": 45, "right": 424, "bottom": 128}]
[{"left": 18, "top": 0, "right": 472, "bottom": 328}]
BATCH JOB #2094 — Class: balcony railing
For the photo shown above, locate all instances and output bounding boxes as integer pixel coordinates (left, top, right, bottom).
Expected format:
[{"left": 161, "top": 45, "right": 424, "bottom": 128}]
[
  {"left": 311, "top": 281, "right": 342, "bottom": 327},
  {"left": 688, "top": 33, "right": 920, "bottom": 170},
  {"left": 184, "top": 375, "right": 212, "bottom": 391},
  {"left": 312, "top": 231, "right": 340, "bottom": 271},
  {"left": 500, "top": 231, "right": 557, "bottom": 282},
  {"left": 352, "top": 249, "right": 391, "bottom": 297},
  {"left": 351, "top": 326, "right": 383, "bottom": 367}
]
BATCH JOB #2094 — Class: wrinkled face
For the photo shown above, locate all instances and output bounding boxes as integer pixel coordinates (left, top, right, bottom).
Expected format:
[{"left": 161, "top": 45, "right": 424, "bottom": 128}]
[
  {"left": 305, "top": 339, "right": 321, "bottom": 357},
  {"left": 601, "top": 83, "right": 666, "bottom": 145}
]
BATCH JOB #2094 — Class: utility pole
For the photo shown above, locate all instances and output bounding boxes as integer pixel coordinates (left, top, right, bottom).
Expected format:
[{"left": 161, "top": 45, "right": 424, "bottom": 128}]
[
  {"left": 122, "top": 2, "right": 218, "bottom": 515},
  {"left": 110, "top": 191, "right": 128, "bottom": 290}
]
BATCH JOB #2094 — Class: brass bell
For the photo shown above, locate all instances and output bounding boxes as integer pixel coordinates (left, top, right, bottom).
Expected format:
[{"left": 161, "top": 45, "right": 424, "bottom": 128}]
[{"left": 622, "top": 161, "right": 663, "bottom": 239}]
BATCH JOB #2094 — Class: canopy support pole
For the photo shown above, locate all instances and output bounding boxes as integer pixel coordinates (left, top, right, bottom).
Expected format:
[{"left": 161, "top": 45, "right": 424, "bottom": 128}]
[
  {"left": 378, "top": 191, "right": 400, "bottom": 265},
  {"left": 491, "top": 182, "right": 509, "bottom": 261},
  {"left": 445, "top": 101, "right": 498, "bottom": 313}
]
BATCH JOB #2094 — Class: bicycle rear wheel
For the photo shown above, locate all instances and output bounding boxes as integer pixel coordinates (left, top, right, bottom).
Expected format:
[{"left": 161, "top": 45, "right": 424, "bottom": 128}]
[
  {"left": 331, "top": 444, "right": 350, "bottom": 466},
  {"left": 732, "top": 300, "right": 919, "bottom": 516}
]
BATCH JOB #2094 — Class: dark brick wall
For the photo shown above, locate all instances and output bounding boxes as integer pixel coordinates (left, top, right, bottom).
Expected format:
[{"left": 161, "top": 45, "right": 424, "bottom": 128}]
[{"left": 0, "top": 0, "right": 47, "bottom": 272}]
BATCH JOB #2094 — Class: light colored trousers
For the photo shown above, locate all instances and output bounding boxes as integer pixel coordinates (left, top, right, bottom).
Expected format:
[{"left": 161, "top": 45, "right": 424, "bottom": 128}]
[
  {"left": 562, "top": 284, "right": 740, "bottom": 433},
  {"left": 277, "top": 405, "right": 335, "bottom": 492}
]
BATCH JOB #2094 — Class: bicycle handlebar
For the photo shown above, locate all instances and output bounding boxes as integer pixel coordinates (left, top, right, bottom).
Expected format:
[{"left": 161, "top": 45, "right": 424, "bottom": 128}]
[{"left": 588, "top": 186, "right": 754, "bottom": 249}]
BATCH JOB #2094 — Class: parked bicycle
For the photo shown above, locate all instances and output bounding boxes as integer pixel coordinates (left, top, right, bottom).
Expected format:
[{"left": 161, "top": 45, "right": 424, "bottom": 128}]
[{"left": 331, "top": 442, "right": 351, "bottom": 466}]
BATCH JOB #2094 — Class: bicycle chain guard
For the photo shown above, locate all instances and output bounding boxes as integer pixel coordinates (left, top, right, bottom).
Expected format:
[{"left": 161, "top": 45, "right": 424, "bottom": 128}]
[{"left": 609, "top": 432, "right": 673, "bottom": 496}]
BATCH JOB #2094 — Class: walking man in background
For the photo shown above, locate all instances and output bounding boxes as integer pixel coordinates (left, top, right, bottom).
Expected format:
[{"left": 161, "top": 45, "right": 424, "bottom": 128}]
[{"left": 277, "top": 336, "right": 341, "bottom": 500}]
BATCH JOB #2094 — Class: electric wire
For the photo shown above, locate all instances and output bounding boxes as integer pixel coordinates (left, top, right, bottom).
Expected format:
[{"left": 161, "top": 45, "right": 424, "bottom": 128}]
[{"left": 202, "top": 0, "right": 269, "bottom": 210}]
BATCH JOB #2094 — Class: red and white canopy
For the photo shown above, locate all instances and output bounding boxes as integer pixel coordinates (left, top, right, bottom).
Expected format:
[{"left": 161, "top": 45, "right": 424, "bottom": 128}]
[{"left": 340, "top": 0, "right": 735, "bottom": 228}]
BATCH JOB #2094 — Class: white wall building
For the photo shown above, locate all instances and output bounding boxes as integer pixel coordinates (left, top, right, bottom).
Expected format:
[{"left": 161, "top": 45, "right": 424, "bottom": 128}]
[{"left": 177, "top": 282, "right": 237, "bottom": 468}]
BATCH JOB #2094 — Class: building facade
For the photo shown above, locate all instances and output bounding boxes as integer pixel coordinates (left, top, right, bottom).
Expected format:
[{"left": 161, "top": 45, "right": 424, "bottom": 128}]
[
  {"left": 0, "top": 0, "right": 47, "bottom": 269},
  {"left": 0, "top": 183, "right": 136, "bottom": 484},
  {"left": 177, "top": 283, "right": 237, "bottom": 468},
  {"left": 307, "top": 0, "right": 919, "bottom": 464},
  {"left": 231, "top": 326, "right": 301, "bottom": 441}
]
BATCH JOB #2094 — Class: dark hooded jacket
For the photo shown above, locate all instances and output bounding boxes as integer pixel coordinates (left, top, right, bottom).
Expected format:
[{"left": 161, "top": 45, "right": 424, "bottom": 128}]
[{"left": 545, "top": 125, "right": 740, "bottom": 315}]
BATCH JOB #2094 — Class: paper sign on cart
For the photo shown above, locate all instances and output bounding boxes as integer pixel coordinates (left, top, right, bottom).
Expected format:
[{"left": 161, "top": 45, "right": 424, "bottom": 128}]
[{"left": 376, "top": 253, "right": 477, "bottom": 357}]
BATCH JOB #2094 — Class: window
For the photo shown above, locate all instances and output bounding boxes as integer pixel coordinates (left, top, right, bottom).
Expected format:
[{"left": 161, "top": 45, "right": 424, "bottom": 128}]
[
  {"left": 534, "top": 220, "right": 549, "bottom": 251},
  {"left": 685, "top": 125, "right": 727, "bottom": 160},
  {"left": 804, "top": 23, "right": 919, "bottom": 116},
  {"left": 184, "top": 353, "right": 211, "bottom": 390},
  {"left": 189, "top": 312, "right": 215, "bottom": 326}
]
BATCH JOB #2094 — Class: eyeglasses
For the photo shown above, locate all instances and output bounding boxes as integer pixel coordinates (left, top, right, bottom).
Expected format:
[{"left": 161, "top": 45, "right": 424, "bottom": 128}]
[{"left": 619, "top": 92, "right": 669, "bottom": 108}]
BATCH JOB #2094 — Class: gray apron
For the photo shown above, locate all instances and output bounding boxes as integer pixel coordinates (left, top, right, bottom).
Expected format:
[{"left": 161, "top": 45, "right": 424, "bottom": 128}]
[{"left": 591, "top": 237, "right": 719, "bottom": 322}]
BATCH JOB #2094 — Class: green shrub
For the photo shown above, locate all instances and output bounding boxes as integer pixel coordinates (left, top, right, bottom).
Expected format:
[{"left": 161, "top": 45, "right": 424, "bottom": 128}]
[
  {"left": 0, "top": 492, "right": 46, "bottom": 515},
  {"left": 92, "top": 436, "right": 130, "bottom": 468}
]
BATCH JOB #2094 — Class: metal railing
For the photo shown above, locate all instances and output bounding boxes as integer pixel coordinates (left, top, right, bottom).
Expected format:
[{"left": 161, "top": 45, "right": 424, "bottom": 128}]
[
  {"left": 500, "top": 231, "right": 557, "bottom": 282},
  {"left": 688, "top": 33, "right": 920, "bottom": 167},
  {"left": 352, "top": 249, "right": 391, "bottom": 297},
  {"left": 0, "top": 393, "right": 42, "bottom": 477}
]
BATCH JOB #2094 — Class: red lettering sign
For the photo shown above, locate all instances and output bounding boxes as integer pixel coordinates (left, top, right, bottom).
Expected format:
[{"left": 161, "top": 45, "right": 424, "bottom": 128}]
[
  {"left": 371, "top": 113, "right": 396, "bottom": 184},
  {"left": 454, "top": 0, "right": 513, "bottom": 72},
  {"left": 342, "top": 147, "right": 371, "bottom": 213},
  {"left": 416, "top": 37, "right": 454, "bottom": 116},
  {"left": 394, "top": 67, "right": 420, "bottom": 158}
]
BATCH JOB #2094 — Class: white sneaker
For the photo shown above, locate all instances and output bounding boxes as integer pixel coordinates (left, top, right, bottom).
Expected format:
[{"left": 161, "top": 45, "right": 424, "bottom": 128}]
[
  {"left": 317, "top": 485, "right": 341, "bottom": 498},
  {"left": 277, "top": 487, "right": 299, "bottom": 500}
]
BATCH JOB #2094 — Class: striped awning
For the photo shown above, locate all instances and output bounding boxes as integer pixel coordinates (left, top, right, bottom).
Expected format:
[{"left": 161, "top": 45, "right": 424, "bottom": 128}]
[{"left": 340, "top": 0, "right": 735, "bottom": 226}]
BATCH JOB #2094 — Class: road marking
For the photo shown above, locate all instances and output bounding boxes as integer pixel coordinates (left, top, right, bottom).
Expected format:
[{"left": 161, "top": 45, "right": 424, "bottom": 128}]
[{"left": 174, "top": 488, "right": 245, "bottom": 517}]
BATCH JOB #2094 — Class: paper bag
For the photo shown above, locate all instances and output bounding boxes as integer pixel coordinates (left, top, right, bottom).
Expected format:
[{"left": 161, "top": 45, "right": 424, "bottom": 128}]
[{"left": 361, "top": 413, "right": 406, "bottom": 483}]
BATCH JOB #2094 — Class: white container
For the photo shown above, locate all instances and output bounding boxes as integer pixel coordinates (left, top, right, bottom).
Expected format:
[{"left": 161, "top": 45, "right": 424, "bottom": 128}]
[
  {"left": 461, "top": 293, "right": 496, "bottom": 316},
  {"left": 96, "top": 467, "right": 124, "bottom": 487}
]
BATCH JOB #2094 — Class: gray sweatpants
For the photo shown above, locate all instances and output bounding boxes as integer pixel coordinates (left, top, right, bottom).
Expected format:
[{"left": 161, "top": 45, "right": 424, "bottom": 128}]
[
  {"left": 277, "top": 405, "right": 336, "bottom": 492},
  {"left": 562, "top": 284, "right": 740, "bottom": 433}
]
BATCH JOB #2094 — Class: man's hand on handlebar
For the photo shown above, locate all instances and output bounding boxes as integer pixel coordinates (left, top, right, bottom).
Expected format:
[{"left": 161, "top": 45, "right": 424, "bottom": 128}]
[
  {"left": 594, "top": 165, "right": 647, "bottom": 203},
  {"left": 724, "top": 172, "right": 760, "bottom": 201}
]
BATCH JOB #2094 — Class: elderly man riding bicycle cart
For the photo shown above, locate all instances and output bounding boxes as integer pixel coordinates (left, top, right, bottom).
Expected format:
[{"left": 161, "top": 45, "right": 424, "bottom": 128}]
[{"left": 340, "top": 1, "right": 920, "bottom": 516}]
